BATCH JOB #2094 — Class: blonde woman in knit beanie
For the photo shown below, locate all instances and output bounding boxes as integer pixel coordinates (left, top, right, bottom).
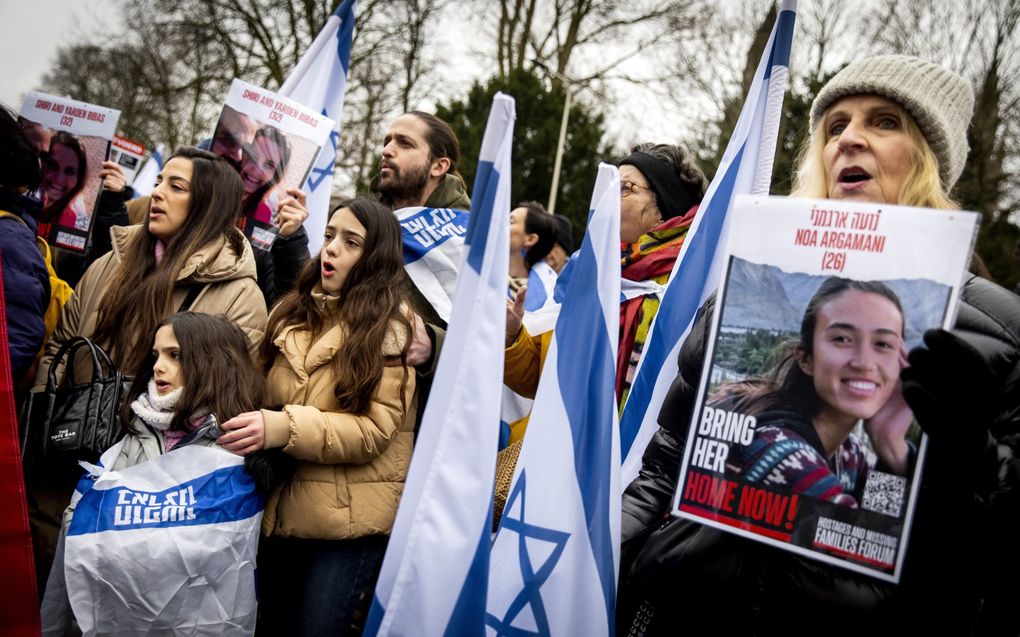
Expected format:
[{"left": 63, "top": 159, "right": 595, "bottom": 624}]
[{"left": 617, "top": 55, "right": 1020, "bottom": 636}]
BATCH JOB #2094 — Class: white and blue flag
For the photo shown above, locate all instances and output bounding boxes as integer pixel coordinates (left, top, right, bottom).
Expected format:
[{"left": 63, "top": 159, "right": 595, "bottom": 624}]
[
  {"left": 521, "top": 260, "right": 558, "bottom": 312},
  {"left": 130, "top": 144, "right": 165, "bottom": 197},
  {"left": 397, "top": 206, "right": 471, "bottom": 323},
  {"left": 618, "top": 0, "right": 798, "bottom": 485},
  {"left": 278, "top": 0, "right": 356, "bottom": 255},
  {"left": 487, "top": 164, "right": 622, "bottom": 637},
  {"left": 57, "top": 443, "right": 262, "bottom": 635},
  {"left": 365, "top": 93, "right": 516, "bottom": 637}
]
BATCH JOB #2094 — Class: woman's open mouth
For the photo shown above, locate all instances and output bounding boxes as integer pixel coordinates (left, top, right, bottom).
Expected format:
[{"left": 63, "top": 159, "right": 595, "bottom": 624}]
[
  {"left": 836, "top": 167, "right": 872, "bottom": 191},
  {"left": 322, "top": 261, "right": 337, "bottom": 277}
]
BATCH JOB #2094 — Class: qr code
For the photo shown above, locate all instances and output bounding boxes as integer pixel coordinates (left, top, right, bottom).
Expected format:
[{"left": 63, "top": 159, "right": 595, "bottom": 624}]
[
  {"left": 56, "top": 231, "right": 86, "bottom": 250},
  {"left": 251, "top": 226, "right": 277, "bottom": 250},
  {"left": 861, "top": 470, "right": 906, "bottom": 517}
]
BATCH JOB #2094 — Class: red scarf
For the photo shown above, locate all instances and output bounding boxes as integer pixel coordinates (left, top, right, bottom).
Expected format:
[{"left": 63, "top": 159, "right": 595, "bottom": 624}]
[
  {"left": 0, "top": 255, "right": 42, "bottom": 635},
  {"left": 617, "top": 207, "right": 697, "bottom": 403}
]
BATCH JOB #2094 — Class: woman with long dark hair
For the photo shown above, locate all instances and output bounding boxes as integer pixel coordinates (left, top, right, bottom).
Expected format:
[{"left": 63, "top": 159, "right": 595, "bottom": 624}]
[
  {"left": 215, "top": 196, "right": 415, "bottom": 634},
  {"left": 29, "top": 146, "right": 267, "bottom": 588},
  {"left": 719, "top": 278, "right": 912, "bottom": 503},
  {"left": 39, "top": 146, "right": 268, "bottom": 376}
]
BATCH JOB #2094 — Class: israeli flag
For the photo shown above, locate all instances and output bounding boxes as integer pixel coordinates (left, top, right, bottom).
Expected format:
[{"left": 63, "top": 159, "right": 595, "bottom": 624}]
[
  {"left": 59, "top": 443, "right": 262, "bottom": 636},
  {"left": 521, "top": 260, "right": 558, "bottom": 312},
  {"left": 130, "top": 144, "right": 165, "bottom": 197},
  {"left": 365, "top": 93, "right": 516, "bottom": 637},
  {"left": 398, "top": 211, "right": 557, "bottom": 326},
  {"left": 397, "top": 206, "right": 471, "bottom": 323},
  {"left": 487, "top": 164, "right": 621, "bottom": 636},
  {"left": 618, "top": 0, "right": 797, "bottom": 485},
  {"left": 278, "top": 0, "right": 356, "bottom": 255}
]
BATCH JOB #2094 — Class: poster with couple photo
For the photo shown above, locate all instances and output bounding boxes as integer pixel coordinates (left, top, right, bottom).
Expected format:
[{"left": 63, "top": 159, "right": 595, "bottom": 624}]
[
  {"left": 671, "top": 195, "right": 978, "bottom": 583},
  {"left": 19, "top": 92, "right": 121, "bottom": 253},
  {"left": 212, "top": 78, "right": 335, "bottom": 250}
]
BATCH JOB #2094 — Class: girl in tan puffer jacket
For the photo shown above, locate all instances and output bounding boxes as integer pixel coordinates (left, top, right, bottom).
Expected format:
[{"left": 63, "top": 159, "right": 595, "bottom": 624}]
[{"left": 218, "top": 197, "right": 415, "bottom": 635}]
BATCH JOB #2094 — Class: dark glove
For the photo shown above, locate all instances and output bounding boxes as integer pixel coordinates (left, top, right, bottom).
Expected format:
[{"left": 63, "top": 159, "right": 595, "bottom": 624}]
[
  {"left": 901, "top": 329, "right": 1000, "bottom": 470},
  {"left": 244, "top": 449, "right": 298, "bottom": 493}
]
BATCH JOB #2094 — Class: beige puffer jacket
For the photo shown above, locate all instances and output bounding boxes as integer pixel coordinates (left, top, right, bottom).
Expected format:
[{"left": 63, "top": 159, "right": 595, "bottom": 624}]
[
  {"left": 33, "top": 224, "right": 267, "bottom": 390},
  {"left": 260, "top": 288, "right": 416, "bottom": 540}
]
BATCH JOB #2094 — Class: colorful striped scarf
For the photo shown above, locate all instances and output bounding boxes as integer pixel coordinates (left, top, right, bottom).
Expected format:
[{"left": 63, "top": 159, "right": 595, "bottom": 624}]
[{"left": 617, "top": 206, "right": 697, "bottom": 410}]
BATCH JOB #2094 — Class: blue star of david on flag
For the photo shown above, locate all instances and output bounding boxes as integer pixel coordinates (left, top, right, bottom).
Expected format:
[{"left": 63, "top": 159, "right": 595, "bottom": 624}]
[
  {"left": 306, "top": 126, "right": 340, "bottom": 193},
  {"left": 487, "top": 164, "right": 622, "bottom": 636},
  {"left": 277, "top": 0, "right": 355, "bottom": 254},
  {"left": 485, "top": 472, "right": 570, "bottom": 637}
]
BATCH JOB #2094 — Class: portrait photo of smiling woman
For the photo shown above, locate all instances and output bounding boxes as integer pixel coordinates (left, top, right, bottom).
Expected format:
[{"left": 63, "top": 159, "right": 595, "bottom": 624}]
[
  {"left": 716, "top": 276, "right": 917, "bottom": 507},
  {"left": 39, "top": 132, "right": 88, "bottom": 227},
  {"left": 239, "top": 124, "right": 291, "bottom": 228}
]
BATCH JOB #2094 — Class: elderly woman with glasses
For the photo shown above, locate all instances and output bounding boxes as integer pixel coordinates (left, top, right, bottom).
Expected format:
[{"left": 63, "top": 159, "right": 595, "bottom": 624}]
[{"left": 498, "top": 144, "right": 707, "bottom": 511}]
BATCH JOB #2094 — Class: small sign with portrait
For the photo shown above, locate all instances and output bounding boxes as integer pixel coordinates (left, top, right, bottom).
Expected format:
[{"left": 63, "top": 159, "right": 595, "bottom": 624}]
[
  {"left": 110, "top": 136, "right": 147, "bottom": 185},
  {"left": 670, "top": 194, "right": 978, "bottom": 582},
  {"left": 212, "top": 78, "right": 335, "bottom": 250},
  {"left": 19, "top": 92, "right": 121, "bottom": 253}
]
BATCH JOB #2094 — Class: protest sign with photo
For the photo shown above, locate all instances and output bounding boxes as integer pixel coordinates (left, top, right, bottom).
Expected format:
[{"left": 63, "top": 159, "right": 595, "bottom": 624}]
[
  {"left": 110, "top": 136, "right": 146, "bottom": 185},
  {"left": 19, "top": 92, "right": 120, "bottom": 253},
  {"left": 671, "top": 194, "right": 978, "bottom": 582},
  {"left": 212, "top": 78, "right": 335, "bottom": 250}
]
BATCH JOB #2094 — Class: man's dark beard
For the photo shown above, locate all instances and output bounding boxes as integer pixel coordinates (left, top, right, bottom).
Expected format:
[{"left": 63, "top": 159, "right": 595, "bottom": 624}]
[{"left": 374, "top": 161, "right": 431, "bottom": 207}]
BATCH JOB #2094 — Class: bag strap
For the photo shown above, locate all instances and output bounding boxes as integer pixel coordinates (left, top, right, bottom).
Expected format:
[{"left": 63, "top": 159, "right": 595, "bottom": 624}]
[
  {"left": 0, "top": 210, "right": 25, "bottom": 226},
  {"left": 0, "top": 211, "right": 56, "bottom": 267},
  {"left": 177, "top": 284, "right": 206, "bottom": 312},
  {"left": 47, "top": 336, "right": 103, "bottom": 389}
]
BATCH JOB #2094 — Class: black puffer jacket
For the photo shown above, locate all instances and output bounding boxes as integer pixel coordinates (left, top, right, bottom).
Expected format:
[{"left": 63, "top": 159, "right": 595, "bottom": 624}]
[{"left": 618, "top": 275, "right": 1020, "bottom": 637}]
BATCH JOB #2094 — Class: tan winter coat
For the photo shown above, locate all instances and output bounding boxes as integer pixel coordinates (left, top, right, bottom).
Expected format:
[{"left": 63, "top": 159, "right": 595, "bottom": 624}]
[
  {"left": 34, "top": 224, "right": 267, "bottom": 390},
  {"left": 260, "top": 288, "right": 416, "bottom": 540}
]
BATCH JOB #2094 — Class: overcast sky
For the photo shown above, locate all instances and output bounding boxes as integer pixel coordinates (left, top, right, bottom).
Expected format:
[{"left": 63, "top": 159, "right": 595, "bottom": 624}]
[{"left": 0, "top": 1, "right": 122, "bottom": 110}]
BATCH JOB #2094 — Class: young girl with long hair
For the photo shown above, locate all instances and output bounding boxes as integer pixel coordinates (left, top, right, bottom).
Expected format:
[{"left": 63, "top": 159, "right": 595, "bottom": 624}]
[
  {"left": 118, "top": 311, "right": 265, "bottom": 452},
  {"left": 216, "top": 196, "right": 415, "bottom": 634},
  {"left": 42, "top": 312, "right": 272, "bottom": 635}
]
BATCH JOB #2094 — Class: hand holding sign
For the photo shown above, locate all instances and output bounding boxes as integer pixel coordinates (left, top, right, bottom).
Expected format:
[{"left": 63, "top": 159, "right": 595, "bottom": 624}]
[
  {"left": 99, "top": 160, "right": 127, "bottom": 193},
  {"left": 864, "top": 344, "right": 912, "bottom": 475},
  {"left": 275, "top": 187, "right": 309, "bottom": 238}
]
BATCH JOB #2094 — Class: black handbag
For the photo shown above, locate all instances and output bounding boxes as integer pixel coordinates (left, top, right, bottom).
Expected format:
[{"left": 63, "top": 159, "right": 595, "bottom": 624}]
[{"left": 21, "top": 336, "right": 127, "bottom": 465}]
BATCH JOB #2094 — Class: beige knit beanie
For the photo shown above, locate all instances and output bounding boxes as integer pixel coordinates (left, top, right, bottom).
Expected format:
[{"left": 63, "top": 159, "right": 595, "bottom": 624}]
[{"left": 810, "top": 55, "right": 975, "bottom": 189}]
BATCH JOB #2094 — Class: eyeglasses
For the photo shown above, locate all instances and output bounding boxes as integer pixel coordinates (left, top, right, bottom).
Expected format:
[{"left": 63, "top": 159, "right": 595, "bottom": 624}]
[{"left": 620, "top": 180, "right": 651, "bottom": 197}]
